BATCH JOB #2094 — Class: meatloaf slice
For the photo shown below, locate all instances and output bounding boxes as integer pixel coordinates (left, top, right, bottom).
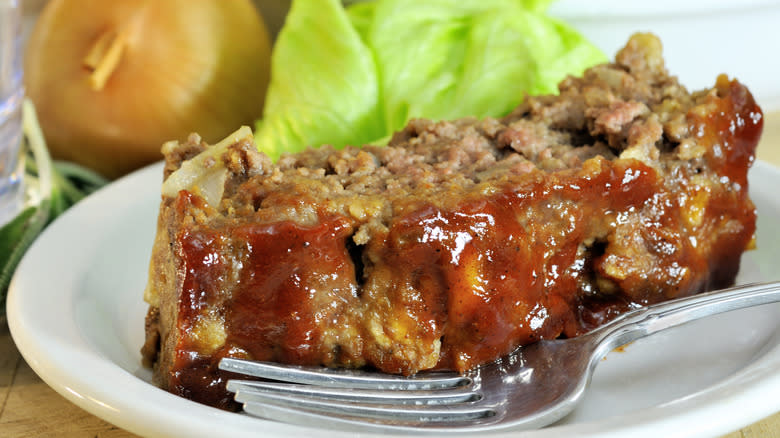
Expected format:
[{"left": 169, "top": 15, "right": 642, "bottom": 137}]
[{"left": 141, "top": 33, "right": 763, "bottom": 410}]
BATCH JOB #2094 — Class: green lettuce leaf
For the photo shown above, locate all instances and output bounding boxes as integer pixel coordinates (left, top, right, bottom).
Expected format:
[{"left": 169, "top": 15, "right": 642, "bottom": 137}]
[
  {"left": 255, "top": 0, "right": 605, "bottom": 159},
  {"left": 255, "top": 0, "right": 383, "bottom": 159}
]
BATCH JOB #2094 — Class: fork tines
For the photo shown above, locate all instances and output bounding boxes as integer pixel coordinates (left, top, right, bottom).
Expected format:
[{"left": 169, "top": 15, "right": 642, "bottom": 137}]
[{"left": 219, "top": 358, "right": 493, "bottom": 426}]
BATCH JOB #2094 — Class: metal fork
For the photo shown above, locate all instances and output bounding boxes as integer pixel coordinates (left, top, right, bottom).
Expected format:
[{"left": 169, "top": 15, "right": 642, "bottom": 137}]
[{"left": 219, "top": 281, "right": 780, "bottom": 432}]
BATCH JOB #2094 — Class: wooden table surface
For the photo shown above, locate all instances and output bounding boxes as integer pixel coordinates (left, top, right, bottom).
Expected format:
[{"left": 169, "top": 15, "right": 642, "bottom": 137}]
[{"left": 2, "top": 111, "right": 780, "bottom": 437}]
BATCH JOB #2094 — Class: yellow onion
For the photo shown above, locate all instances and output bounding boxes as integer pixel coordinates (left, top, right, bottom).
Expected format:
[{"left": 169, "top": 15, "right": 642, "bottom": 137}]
[{"left": 24, "top": 0, "right": 272, "bottom": 179}]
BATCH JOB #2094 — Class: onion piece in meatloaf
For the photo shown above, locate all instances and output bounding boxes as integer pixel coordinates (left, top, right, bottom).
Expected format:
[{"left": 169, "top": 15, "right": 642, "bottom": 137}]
[{"left": 141, "top": 33, "right": 763, "bottom": 410}]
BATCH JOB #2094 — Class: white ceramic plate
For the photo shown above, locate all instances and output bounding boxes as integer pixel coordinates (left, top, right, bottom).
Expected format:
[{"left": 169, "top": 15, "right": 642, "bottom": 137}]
[{"left": 7, "top": 161, "right": 780, "bottom": 438}]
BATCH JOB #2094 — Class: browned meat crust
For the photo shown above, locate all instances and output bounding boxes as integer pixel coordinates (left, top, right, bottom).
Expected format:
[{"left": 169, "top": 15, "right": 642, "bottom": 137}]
[{"left": 142, "top": 34, "right": 763, "bottom": 410}]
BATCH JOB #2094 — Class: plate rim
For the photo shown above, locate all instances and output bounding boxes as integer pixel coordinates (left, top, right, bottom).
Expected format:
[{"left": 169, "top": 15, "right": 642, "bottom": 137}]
[{"left": 7, "top": 160, "right": 780, "bottom": 438}]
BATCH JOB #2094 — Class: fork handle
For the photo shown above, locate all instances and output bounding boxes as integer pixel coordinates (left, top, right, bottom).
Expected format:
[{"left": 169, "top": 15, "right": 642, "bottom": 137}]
[{"left": 590, "top": 281, "right": 780, "bottom": 354}]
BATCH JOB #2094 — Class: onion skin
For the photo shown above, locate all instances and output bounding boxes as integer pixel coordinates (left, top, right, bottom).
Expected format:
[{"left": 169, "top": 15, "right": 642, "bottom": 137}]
[{"left": 24, "top": 0, "right": 272, "bottom": 179}]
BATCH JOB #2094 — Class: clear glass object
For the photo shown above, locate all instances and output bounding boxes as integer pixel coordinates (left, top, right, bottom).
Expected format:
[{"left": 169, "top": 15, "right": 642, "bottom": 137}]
[{"left": 0, "top": 0, "right": 24, "bottom": 227}]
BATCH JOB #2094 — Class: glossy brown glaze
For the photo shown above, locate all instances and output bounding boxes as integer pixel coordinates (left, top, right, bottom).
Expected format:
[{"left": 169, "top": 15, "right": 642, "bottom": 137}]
[
  {"left": 168, "top": 216, "right": 357, "bottom": 409},
  {"left": 165, "top": 91, "right": 759, "bottom": 404}
]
